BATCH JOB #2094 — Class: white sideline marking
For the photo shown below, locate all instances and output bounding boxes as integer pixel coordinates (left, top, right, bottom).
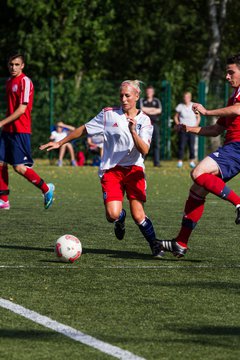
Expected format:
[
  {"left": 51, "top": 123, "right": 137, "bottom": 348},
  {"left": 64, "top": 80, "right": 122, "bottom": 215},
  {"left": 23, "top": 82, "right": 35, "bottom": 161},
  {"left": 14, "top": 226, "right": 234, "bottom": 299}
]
[
  {"left": 0, "top": 264, "right": 240, "bottom": 269},
  {"left": 0, "top": 298, "right": 145, "bottom": 360}
]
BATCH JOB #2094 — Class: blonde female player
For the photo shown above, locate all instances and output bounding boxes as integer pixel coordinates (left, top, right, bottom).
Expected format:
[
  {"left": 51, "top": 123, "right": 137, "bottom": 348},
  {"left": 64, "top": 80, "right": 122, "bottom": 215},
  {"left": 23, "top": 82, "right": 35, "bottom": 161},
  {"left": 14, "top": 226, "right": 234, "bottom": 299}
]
[{"left": 40, "top": 80, "right": 163, "bottom": 259}]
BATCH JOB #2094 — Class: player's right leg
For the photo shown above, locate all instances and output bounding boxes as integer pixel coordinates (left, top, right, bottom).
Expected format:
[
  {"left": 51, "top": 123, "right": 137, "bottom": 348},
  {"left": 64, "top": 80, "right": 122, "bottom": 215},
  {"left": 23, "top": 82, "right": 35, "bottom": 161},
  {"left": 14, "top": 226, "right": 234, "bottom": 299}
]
[
  {"left": 0, "top": 162, "right": 10, "bottom": 209},
  {"left": 101, "top": 167, "right": 126, "bottom": 240},
  {"left": 160, "top": 183, "right": 208, "bottom": 258},
  {"left": 0, "top": 133, "right": 10, "bottom": 209}
]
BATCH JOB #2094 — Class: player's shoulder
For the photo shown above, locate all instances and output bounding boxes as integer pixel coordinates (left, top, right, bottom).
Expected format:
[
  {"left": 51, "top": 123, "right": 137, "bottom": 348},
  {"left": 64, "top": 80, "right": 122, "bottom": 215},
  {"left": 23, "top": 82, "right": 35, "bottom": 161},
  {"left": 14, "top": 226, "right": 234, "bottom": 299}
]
[
  {"left": 139, "top": 110, "right": 151, "bottom": 123},
  {"left": 21, "top": 73, "right": 33, "bottom": 85},
  {"left": 103, "top": 106, "right": 121, "bottom": 113}
]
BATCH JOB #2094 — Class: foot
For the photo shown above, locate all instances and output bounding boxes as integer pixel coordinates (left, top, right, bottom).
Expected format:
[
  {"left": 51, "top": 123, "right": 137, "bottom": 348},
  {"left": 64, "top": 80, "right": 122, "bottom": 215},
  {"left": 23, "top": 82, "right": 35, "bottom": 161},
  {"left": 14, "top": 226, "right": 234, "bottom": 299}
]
[
  {"left": 151, "top": 239, "right": 165, "bottom": 259},
  {"left": 235, "top": 206, "right": 240, "bottom": 224},
  {"left": 57, "top": 160, "right": 63, "bottom": 167},
  {"left": 177, "top": 161, "right": 183, "bottom": 168},
  {"left": 114, "top": 209, "right": 126, "bottom": 240},
  {"left": 71, "top": 160, "right": 77, "bottom": 166},
  {"left": 0, "top": 200, "right": 10, "bottom": 210},
  {"left": 44, "top": 183, "right": 55, "bottom": 209},
  {"left": 189, "top": 161, "right": 196, "bottom": 168},
  {"left": 160, "top": 239, "right": 187, "bottom": 258}
]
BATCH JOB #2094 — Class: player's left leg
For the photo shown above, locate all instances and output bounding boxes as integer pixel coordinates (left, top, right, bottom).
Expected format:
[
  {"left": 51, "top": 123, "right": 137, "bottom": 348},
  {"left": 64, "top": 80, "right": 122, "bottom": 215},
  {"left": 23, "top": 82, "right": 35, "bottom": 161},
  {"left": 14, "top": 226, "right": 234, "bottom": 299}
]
[
  {"left": 13, "top": 164, "right": 55, "bottom": 209},
  {"left": 192, "top": 155, "right": 240, "bottom": 222},
  {"left": 129, "top": 199, "right": 163, "bottom": 258}
]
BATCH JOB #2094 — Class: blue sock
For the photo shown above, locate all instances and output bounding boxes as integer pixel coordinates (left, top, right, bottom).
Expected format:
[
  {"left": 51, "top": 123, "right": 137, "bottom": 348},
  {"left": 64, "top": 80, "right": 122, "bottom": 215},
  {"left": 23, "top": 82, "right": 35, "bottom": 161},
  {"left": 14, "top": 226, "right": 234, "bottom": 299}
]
[
  {"left": 116, "top": 209, "right": 126, "bottom": 223},
  {"left": 138, "top": 217, "right": 156, "bottom": 244}
]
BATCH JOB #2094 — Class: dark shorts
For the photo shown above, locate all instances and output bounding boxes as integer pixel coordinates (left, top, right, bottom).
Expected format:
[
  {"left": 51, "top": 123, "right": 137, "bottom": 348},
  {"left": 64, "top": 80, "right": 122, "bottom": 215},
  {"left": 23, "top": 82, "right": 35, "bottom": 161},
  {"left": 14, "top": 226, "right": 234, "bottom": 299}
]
[
  {"left": 208, "top": 142, "right": 240, "bottom": 182},
  {"left": 0, "top": 132, "right": 33, "bottom": 166}
]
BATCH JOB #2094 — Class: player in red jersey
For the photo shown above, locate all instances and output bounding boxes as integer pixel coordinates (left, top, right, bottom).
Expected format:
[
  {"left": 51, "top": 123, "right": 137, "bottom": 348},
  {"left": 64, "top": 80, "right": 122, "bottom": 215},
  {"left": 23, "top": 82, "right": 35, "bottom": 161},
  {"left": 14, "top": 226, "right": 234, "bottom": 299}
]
[
  {"left": 0, "top": 53, "right": 54, "bottom": 209},
  {"left": 159, "top": 53, "right": 240, "bottom": 258}
]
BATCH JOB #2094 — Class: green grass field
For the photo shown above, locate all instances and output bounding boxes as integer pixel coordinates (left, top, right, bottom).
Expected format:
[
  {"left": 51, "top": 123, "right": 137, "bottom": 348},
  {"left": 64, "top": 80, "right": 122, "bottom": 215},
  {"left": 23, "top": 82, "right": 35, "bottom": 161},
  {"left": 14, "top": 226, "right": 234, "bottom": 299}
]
[{"left": 0, "top": 161, "right": 240, "bottom": 360}]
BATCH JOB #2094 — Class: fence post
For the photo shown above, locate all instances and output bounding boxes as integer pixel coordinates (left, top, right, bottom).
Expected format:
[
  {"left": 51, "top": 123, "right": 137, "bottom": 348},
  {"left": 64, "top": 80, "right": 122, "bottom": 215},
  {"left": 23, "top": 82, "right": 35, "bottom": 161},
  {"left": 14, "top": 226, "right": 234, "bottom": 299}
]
[
  {"left": 198, "top": 80, "right": 206, "bottom": 161},
  {"left": 161, "top": 80, "right": 171, "bottom": 160},
  {"left": 49, "top": 77, "right": 54, "bottom": 161}
]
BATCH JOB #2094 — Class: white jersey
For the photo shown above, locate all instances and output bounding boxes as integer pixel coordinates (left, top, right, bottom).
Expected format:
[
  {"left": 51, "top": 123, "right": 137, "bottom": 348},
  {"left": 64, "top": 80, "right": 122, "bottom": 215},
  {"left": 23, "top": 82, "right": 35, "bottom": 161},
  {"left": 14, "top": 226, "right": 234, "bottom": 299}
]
[
  {"left": 51, "top": 130, "right": 68, "bottom": 142},
  {"left": 175, "top": 102, "right": 198, "bottom": 127},
  {"left": 85, "top": 107, "right": 153, "bottom": 171}
]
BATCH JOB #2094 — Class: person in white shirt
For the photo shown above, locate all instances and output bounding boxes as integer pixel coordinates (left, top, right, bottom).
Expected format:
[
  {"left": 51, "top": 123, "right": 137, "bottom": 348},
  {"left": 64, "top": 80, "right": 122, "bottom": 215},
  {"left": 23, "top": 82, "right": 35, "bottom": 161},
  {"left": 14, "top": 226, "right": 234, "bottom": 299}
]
[
  {"left": 40, "top": 80, "right": 163, "bottom": 259},
  {"left": 50, "top": 122, "right": 76, "bottom": 166},
  {"left": 174, "top": 92, "right": 201, "bottom": 168}
]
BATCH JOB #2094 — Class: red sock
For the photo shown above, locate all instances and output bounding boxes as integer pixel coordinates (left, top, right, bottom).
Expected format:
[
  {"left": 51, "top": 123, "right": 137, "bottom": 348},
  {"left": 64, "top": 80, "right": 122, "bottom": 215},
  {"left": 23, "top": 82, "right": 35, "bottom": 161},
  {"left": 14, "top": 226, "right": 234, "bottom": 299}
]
[
  {"left": 195, "top": 173, "right": 240, "bottom": 206},
  {"left": 0, "top": 165, "right": 9, "bottom": 202},
  {"left": 23, "top": 168, "right": 49, "bottom": 193},
  {"left": 176, "top": 190, "right": 205, "bottom": 247}
]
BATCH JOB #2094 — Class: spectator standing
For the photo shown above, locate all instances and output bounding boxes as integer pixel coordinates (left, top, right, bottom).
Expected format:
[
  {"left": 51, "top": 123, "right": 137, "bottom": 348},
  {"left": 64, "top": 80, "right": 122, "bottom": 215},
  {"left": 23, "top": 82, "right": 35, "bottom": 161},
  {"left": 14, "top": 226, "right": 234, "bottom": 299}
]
[
  {"left": 174, "top": 91, "right": 201, "bottom": 168},
  {"left": 140, "top": 85, "right": 162, "bottom": 167}
]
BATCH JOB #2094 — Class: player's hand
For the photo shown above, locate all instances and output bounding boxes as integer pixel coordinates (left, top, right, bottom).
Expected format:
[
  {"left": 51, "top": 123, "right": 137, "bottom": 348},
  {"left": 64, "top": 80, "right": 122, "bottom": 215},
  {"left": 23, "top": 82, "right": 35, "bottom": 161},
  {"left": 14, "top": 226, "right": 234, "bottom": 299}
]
[
  {"left": 174, "top": 124, "right": 187, "bottom": 133},
  {"left": 128, "top": 117, "right": 137, "bottom": 133},
  {"left": 39, "top": 141, "right": 60, "bottom": 151},
  {"left": 192, "top": 103, "right": 207, "bottom": 116}
]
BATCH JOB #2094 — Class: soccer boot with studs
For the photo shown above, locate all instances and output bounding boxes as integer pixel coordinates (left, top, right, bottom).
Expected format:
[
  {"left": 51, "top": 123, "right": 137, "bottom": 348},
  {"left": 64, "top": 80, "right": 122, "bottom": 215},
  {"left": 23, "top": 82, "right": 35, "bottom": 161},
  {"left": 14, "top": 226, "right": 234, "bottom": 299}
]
[{"left": 160, "top": 239, "right": 187, "bottom": 258}]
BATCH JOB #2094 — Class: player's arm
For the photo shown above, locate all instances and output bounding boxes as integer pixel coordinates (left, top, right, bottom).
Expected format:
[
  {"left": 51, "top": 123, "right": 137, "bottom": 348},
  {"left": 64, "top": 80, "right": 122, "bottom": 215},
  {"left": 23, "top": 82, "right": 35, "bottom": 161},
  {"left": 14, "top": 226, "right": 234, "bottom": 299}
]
[
  {"left": 192, "top": 102, "right": 240, "bottom": 117},
  {"left": 0, "top": 104, "right": 27, "bottom": 127},
  {"left": 40, "top": 125, "right": 87, "bottom": 151},
  {"left": 128, "top": 118, "right": 150, "bottom": 156},
  {"left": 178, "top": 123, "right": 225, "bottom": 137}
]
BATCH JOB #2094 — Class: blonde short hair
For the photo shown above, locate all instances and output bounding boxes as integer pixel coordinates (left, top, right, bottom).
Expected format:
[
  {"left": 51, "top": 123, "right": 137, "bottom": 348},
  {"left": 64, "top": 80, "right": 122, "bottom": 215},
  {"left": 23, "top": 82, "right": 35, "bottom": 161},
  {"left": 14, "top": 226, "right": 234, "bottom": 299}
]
[{"left": 120, "top": 80, "right": 142, "bottom": 94}]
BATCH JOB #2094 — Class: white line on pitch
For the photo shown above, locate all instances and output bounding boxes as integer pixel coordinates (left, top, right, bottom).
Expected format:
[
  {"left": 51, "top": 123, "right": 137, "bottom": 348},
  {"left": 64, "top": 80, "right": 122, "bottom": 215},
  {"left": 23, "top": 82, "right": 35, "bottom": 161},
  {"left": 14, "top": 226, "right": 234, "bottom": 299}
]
[
  {"left": 0, "top": 264, "right": 240, "bottom": 269},
  {"left": 0, "top": 298, "right": 145, "bottom": 360}
]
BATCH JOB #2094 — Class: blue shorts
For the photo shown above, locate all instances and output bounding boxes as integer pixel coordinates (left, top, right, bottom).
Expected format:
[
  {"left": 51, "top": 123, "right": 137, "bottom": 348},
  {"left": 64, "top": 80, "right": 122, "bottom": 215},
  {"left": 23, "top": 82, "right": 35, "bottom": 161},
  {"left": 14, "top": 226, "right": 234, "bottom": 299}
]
[
  {"left": 0, "top": 132, "right": 33, "bottom": 166},
  {"left": 208, "top": 142, "right": 240, "bottom": 182}
]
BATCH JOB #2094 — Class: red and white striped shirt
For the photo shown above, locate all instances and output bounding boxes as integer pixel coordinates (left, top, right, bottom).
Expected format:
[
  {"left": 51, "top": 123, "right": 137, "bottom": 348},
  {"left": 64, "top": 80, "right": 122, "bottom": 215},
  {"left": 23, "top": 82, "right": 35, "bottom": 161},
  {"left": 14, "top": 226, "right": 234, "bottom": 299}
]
[{"left": 4, "top": 72, "right": 34, "bottom": 133}]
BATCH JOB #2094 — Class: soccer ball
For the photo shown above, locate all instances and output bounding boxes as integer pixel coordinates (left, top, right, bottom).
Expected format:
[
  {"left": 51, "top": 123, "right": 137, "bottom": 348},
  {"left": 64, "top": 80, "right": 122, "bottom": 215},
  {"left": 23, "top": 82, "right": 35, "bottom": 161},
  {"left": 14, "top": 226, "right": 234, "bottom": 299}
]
[{"left": 55, "top": 234, "right": 82, "bottom": 263}]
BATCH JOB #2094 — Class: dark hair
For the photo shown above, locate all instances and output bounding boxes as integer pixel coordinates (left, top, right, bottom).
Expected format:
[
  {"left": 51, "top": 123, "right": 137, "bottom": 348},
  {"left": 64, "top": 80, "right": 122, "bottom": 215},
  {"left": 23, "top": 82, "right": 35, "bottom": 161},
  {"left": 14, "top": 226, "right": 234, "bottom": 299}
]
[
  {"left": 8, "top": 52, "right": 25, "bottom": 63},
  {"left": 146, "top": 85, "right": 154, "bottom": 90},
  {"left": 227, "top": 54, "right": 240, "bottom": 68}
]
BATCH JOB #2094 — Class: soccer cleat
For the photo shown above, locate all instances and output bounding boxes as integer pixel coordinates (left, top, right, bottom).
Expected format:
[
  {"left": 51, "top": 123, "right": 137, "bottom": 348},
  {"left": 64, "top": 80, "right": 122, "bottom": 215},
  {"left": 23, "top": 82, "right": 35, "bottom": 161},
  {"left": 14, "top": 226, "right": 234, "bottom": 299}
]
[
  {"left": 44, "top": 183, "right": 55, "bottom": 209},
  {"left": 235, "top": 206, "right": 240, "bottom": 224},
  {"left": 0, "top": 200, "right": 10, "bottom": 210},
  {"left": 114, "top": 209, "right": 126, "bottom": 240},
  {"left": 160, "top": 239, "right": 187, "bottom": 258},
  {"left": 151, "top": 239, "right": 165, "bottom": 259}
]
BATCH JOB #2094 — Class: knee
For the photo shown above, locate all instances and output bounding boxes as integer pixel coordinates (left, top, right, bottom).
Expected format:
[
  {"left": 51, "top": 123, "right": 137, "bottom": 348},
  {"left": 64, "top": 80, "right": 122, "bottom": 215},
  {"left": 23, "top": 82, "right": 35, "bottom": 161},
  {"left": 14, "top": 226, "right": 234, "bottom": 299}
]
[
  {"left": 13, "top": 165, "right": 26, "bottom": 175},
  {"left": 106, "top": 208, "right": 121, "bottom": 223},
  {"left": 191, "top": 167, "right": 202, "bottom": 181}
]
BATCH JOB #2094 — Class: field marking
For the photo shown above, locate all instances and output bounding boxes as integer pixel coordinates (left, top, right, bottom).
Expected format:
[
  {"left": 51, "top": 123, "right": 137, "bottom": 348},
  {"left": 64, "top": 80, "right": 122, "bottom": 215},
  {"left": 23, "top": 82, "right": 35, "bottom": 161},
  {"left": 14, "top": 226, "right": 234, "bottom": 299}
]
[
  {"left": 0, "top": 264, "right": 240, "bottom": 269},
  {"left": 0, "top": 298, "right": 145, "bottom": 360}
]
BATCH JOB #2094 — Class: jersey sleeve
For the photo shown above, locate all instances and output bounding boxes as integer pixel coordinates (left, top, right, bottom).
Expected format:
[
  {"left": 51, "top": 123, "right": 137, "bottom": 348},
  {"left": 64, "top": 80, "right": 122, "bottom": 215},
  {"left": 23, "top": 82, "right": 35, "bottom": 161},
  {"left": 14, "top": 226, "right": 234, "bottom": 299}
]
[
  {"left": 20, "top": 77, "right": 32, "bottom": 104},
  {"left": 85, "top": 110, "right": 104, "bottom": 136},
  {"left": 155, "top": 98, "right": 162, "bottom": 111},
  {"left": 139, "top": 116, "right": 153, "bottom": 146},
  {"left": 175, "top": 103, "right": 181, "bottom": 113}
]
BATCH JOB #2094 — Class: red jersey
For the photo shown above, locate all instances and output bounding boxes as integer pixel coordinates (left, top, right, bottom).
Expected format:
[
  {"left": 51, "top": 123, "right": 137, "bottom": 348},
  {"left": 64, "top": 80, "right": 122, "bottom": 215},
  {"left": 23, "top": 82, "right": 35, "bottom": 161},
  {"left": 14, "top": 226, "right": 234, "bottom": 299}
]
[
  {"left": 217, "top": 87, "right": 240, "bottom": 144},
  {"left": 3, "top": 72, "right": 34, "bottom": 134}
]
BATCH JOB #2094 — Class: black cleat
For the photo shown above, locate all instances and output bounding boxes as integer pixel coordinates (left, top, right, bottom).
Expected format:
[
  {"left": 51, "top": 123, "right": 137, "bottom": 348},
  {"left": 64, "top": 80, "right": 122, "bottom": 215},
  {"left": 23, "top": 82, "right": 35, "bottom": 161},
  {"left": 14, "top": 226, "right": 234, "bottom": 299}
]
[
  {"left": 235, "top": 206, "right": 240, "bottom": 224},
  {"left": 160, "top": 239, "right": 187, "bottom": 258},
  {"left": 151, "top": 239, "right": 165, "bottom": 259},
  {"left": 114, "top": 209, "right": 126, "bottom": 240}
]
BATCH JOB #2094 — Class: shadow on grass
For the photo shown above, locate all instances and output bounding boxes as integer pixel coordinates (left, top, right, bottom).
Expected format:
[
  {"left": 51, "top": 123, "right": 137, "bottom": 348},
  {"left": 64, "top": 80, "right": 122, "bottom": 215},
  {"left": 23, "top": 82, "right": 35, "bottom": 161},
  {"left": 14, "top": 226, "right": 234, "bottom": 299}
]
[
  {"left": 0, "top": 328, "right": 59, "bottom": 340},
  {"left": 83, "top": 247, "right": 202, "bottom": 263},
  {"left": 0, "top": 244, "right": 54, "bottom": 253},
  {"left": 164, "top": 325, "right": 240, "bottom": 349}
]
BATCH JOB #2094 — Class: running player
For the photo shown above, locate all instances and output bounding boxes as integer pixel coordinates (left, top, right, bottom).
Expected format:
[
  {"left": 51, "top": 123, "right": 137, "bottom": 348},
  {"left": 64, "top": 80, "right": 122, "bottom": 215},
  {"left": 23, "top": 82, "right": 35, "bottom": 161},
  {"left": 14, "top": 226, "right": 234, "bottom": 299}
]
[
  {"left": 159, "top": 53, "right": 240, "bottom": 258},
  {"left": 40, "top": 80, "right": 163, "bottom": 258},
  {"left": 0, "top": 52, "right": 54, "bottom": 209}
]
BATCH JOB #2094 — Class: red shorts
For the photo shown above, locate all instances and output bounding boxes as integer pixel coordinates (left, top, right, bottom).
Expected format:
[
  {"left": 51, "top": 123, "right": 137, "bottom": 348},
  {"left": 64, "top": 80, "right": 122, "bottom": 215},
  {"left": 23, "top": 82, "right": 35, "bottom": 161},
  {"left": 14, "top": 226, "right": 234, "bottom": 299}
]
[{"left": 101, "top": 165, "right": 146, "bottom": 203}]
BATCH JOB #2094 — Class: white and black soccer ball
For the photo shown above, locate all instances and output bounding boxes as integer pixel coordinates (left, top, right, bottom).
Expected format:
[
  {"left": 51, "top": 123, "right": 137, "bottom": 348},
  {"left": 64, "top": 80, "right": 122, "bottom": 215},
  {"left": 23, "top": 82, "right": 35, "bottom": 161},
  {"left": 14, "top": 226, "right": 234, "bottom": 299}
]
[{"left": 55, "top": 234, "right": 82, "bottom": 263}]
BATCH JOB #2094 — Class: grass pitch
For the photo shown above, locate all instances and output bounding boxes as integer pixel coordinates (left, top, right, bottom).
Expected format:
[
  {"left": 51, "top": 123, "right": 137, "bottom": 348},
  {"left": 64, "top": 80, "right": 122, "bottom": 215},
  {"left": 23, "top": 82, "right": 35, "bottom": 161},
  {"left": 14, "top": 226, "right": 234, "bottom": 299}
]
[{"left": 0, "top": 161, "right": 240, "bottom": 360}]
